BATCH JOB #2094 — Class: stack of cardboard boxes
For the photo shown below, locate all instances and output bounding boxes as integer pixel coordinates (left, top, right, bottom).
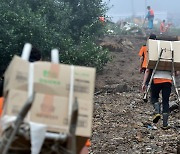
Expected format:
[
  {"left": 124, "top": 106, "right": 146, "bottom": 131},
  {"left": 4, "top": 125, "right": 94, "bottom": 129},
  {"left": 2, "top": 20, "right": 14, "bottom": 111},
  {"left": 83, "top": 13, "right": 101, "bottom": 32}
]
[
  {"left": 3, "top": 55, "right": 96, "bottom": 137},
  {"left": 147, "top": 39, "right": 180, "bottom": 71}
]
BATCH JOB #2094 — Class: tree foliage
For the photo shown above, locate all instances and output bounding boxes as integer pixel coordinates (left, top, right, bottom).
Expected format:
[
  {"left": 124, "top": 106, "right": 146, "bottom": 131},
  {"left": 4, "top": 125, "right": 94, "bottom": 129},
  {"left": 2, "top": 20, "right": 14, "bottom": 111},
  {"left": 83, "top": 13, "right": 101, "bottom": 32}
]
[{"left": 0, "top": 0, "right": 109, "bottom": 75}]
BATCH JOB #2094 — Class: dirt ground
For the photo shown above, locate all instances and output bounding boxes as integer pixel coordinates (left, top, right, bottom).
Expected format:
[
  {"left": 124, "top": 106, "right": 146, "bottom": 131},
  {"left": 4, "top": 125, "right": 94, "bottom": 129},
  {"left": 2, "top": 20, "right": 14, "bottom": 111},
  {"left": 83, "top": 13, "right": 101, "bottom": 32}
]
[
  {"left": 90, "top": 35, "right": 180, "bottom": 154},
  {"left": 95, "top": 35, "right": 145, "bottom": 91}
]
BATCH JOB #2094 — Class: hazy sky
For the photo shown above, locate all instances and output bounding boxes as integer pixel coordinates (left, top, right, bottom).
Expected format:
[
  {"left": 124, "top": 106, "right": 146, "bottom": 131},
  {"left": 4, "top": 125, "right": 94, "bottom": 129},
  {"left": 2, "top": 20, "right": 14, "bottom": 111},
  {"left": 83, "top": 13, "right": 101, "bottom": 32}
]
[{"left": 103, "top": 0, "right": 180, "bottom": 21}]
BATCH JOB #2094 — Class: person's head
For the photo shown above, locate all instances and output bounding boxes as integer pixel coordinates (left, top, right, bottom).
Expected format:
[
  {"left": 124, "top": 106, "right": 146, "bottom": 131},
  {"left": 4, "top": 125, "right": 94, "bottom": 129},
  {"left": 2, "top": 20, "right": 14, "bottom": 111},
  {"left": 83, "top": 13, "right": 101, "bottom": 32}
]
[
  {"left": 163, "top": 20, "right": 165, "bottom": 23},
  {"left": 147, "top": 6, "right": 151, "bottom": 10},
  {"left": 149, "top": 34, "right": 156, "bottom": 40},
  {"left": 29, "top": 47, "right": 41, "bottom": 62}
]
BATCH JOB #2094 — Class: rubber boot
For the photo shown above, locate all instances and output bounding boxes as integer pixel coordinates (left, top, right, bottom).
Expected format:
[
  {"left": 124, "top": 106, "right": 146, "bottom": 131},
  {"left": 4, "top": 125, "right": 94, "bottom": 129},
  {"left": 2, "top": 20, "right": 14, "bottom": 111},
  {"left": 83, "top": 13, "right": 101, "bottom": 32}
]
[
  {"left": 162, "top": 113, "right": 170, "bottom": 130},
  {"left": 154, "top": 102, "right": 161, "bottom": 114},
  {"left": 153, "top": 102, "right": 161, "bottom": 123}
]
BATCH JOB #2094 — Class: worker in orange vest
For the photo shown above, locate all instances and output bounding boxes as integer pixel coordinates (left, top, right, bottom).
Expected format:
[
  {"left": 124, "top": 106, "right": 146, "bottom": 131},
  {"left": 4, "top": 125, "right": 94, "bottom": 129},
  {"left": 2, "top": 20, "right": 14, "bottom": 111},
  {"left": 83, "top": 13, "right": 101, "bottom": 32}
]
[
  {"left": 99, "top": 16, "right": 105, "bottom": 23},
  {"left": 160, "top": 20, "right": 166, "bottom": 34},
  {"left": 138, "top": 44, "right": 148, "bottom": 73},
  {"left": 141, "top": 34, "right": 176, "bottom": 129},
  {"left": 145, "top": 6, "right": 154, "bottom": 29}
]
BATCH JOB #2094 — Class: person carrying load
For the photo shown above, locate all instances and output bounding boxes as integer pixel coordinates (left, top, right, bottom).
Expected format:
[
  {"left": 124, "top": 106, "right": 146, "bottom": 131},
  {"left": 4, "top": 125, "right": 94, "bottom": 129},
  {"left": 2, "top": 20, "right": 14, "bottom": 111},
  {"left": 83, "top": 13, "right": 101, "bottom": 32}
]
[{"left": 142, "top": 34, "right": 175, "bottom": 130}]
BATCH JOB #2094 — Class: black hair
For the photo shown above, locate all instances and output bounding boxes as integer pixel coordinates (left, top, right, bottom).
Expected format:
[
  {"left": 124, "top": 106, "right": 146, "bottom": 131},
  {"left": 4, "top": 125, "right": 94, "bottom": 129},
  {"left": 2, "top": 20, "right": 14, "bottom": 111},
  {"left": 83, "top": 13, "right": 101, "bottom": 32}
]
[
  {"left": 29, "top": 47, "right": 41, "bottom": 62},
  {"left": 149, "top": 34, "right": 156, "bottom": 40},
  {"left": 147, "top": 6, "right": 150, "bottom": 9}
]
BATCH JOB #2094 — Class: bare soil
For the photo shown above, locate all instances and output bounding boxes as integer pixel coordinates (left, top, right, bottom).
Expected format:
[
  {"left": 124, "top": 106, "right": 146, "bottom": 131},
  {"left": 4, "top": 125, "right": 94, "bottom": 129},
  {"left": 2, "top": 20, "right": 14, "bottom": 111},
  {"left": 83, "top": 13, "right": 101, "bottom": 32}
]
[{"left": 90, "top": 35, "right": 180, "bottom": 154}]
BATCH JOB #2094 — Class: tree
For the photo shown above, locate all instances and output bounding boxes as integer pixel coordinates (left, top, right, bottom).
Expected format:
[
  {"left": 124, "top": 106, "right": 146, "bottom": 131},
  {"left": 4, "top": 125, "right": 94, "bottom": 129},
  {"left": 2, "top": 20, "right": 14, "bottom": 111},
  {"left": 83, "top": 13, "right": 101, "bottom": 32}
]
[
  {"left": 0, "top": 0, "right": 109, "bottom": 76},
  {"left": 63, "top": 0, "right": 107, "bottom": 40}
]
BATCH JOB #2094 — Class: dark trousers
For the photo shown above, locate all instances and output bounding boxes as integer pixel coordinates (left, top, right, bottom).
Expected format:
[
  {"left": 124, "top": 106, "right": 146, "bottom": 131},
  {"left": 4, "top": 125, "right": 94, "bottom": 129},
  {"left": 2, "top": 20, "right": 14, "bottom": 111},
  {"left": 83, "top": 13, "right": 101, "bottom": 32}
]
[{"left": 151, "top": 82, "right": 172, "bottom": 113}]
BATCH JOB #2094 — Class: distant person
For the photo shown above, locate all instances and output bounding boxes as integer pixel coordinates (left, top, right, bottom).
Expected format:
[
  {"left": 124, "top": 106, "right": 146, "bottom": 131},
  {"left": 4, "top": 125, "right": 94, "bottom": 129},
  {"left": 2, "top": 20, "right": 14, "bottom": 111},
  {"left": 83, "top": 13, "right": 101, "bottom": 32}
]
[
  {"left": 139, "top": 34, "right": 156, "bottom": 87},
  {"left": 160, "top": 20, "right": 166, "bottom": 34},
  {"left": 165, "top": 22, "right": 172, "bottom": 33},
  {"left": 99, "top": 16, "right": 105, "bottom": 23},
  {"left": 138, "top": 44, "right": 147, "bottom": 73},
  {"left": 138, "top": 34, "right": 156, "bottom": 74},
  {"left": 145, "top": 6, "right": 154, "bottom": 29}
]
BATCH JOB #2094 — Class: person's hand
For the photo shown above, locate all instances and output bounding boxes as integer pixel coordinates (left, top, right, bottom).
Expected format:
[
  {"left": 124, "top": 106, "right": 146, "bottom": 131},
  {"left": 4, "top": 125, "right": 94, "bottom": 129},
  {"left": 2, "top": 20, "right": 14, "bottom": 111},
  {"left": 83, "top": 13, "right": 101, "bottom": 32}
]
[
  {"left": 139, "top": 68, "right": 143, "bottom": 73},
  {"left": 175, "top": 71, "right": 180, "bottom": 76},
  {"left": 139, "top": 68, "right": 145, "bottom": 73}
]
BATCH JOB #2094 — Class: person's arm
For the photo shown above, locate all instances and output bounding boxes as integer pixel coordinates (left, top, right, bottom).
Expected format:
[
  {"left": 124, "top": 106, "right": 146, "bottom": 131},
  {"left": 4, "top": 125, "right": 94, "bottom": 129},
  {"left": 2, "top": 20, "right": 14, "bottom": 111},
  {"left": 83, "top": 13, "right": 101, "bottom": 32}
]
[
  {"left": 163, "top": 24, "right": 166, "bottom": 32},
  {"left": 175, "top": 71, "right": 180, "bottom": 76},
  {"left": 139, "top": 47, "right": 143, "bottom": 59},
  {"left": 160, "top": 23, "right": 163, "bottom": 33},
  {"left": 139, "top": 56, "right": 143, "bottom": 67},
  {"left": 139, "top": 56, "right": 144, "bottom": 73},
  {"left": 142, "top": 69, "right": 150, "bottom": 91},
  {"left": 145, "top": 11, "right": 150, "bottom": 19},
  {"left": 0, "top": 78, "right": 4, "bottom": 97},
  {"left": 80, "top": 139, "right": 91, "bottom": 154},
  {"left": 138, "top": 46, "right": 145, "bottom": 73}
]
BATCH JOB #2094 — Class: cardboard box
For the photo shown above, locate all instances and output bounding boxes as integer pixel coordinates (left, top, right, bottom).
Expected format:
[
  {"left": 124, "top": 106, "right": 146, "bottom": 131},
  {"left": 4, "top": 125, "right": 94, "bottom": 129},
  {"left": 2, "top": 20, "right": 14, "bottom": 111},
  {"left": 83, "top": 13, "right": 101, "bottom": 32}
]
[
  {"left": 4, "top": 56, "right": 29, "bottom": 94},
  {"left": 3, "top": 89, "right": 93, "bottom": 137},
  {"left": 3, "top": 55, "right": 96, "bottom": 137},
  {"left": 4, "top": 56, "right": 95, "bottom": 100},
  {"left": 147, "top": 40, "right": 180, "bottom": 71}
]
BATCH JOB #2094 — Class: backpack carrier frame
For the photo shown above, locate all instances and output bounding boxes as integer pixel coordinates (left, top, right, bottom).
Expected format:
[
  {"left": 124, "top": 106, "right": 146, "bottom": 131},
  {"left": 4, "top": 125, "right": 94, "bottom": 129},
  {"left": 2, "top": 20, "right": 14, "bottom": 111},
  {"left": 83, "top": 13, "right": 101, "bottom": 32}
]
[
  {"left": 143, "top": 44, "right": 180, "bottom": 107},
  {"left": 0, "top": 44, "right": 79, "bottom": 154}
]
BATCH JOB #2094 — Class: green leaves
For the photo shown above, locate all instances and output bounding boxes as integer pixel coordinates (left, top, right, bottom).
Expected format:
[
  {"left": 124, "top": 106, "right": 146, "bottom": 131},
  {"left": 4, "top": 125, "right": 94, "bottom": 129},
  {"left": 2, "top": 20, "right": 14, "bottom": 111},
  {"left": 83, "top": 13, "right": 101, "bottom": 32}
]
[
  {"left": 60, "top": 36, "right": 110, "bottom": 71},
  {"left": 0, "top": 0, "right": 109, "bottom": 75}
]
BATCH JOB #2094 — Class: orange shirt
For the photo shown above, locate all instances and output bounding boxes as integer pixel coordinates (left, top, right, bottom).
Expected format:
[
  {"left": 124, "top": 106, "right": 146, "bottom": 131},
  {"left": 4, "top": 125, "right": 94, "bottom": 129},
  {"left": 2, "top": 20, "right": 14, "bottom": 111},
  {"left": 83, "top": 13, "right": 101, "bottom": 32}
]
[
  {"left": 138, "top": 45, "right": 148, "bottom": 68},
  {"left": 153, "top": 78, "right": 172, "bottom": 84},
  {"left": 149, "top": 9, "right": 154, "bottom": 16},
  {"left": 0, "top": 97, "right": 4, "bottom": 116},
  {"left": 99, "top": 16, "right": 105, "bottom": 23},
  {"left": 85, "top": 139, "right": 91, "bottom": 147},
  {"left": 160, "top": 22, "right": 166, "bottom": 33}
]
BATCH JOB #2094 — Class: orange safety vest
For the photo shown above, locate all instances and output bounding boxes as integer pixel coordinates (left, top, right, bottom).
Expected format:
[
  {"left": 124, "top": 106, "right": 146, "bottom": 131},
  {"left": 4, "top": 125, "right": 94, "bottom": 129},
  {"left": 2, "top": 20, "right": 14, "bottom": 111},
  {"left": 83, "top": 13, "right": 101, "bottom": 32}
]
[
  {"left": 160, "top": 22, "right": 166, "bottom": 33},
  {"left": 99, "top": 16, "right": 105, "bottom": 23},
  {"left": 85, "top": 139, "right": 91, "bottom": 147},
  {"left": 153, "top": 78, "right": 172, "bottom": 84},
  {"left": 138, "top": 45, "right": 148, "bottom": 68},
  {"left": 149, "top": 9, "right": 154, "bottom": 16}
]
